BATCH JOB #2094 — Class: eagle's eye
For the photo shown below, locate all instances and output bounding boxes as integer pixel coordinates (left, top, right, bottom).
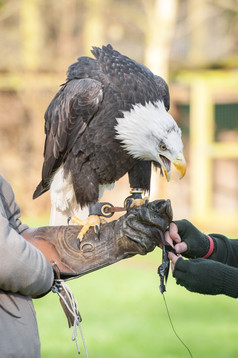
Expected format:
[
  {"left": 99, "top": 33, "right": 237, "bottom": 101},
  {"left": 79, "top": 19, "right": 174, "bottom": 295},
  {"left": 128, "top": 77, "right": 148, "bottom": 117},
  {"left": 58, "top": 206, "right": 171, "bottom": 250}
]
[{"left": 160, "top": 144, "right": 167, "bottom": 151}]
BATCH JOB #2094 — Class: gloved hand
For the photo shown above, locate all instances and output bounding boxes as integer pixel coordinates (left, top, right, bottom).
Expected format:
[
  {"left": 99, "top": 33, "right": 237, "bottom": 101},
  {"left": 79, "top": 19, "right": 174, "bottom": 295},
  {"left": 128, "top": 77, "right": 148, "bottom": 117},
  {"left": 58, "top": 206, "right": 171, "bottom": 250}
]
[
  {"left": 25, "top": 200, "right": 173, "bottom": 328},
  {"left": 167, "top": 219, "right": 214, "bottom": 259},
  {"left": 26, "top": 199, "right": 172, "bottom": 279},
  {"left": 173, "top": 257, "right": 238, "bottom": 298}
]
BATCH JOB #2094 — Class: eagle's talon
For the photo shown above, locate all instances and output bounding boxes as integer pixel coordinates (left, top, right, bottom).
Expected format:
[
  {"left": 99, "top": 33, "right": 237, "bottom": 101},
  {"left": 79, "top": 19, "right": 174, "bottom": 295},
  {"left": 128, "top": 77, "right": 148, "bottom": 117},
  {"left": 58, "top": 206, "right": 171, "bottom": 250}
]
[
  {"left": 94, "top": 224, "right": 100, "bottom": 239},
  {"left": 125, "top": 197, "right": 149, "bottom": 211},
  {"left": 144, "top": 197, "right": 149, "bottom": 206},
  {"left": 124, "top": 198, "right": 133, "bottom": 211},
  {"left": 77, "top": 231, "right": 84, "bottom": 242},
  {"left": 67, "top": 216, "right": 71, "bottom": 225},
  {"left": 77, "top": 238, "right": 81, "bottom": 249}
]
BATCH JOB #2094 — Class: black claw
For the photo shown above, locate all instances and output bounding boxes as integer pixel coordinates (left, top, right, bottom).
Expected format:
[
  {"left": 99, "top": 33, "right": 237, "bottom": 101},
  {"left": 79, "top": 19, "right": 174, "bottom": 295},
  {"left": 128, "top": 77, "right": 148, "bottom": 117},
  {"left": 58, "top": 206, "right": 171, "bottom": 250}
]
[
  {"left": 95, "top": 225, "right": 100, "bottom": 239},
  {"left": 67, "top": 216, "right": 71, "bottom": 225},
  {"left": 126, "top": 199, "right": 133, "bottom": 211},
  {"left": 77, "top": 238, "right": 81, "bottom": 249}
]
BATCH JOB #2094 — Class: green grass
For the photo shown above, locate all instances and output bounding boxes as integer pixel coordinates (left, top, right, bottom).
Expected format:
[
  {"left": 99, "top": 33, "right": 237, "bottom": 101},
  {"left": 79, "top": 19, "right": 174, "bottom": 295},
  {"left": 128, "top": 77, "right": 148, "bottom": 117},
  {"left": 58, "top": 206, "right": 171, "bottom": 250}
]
[{"left": 33, "top": 249, "right": 238, "bottom": 358}]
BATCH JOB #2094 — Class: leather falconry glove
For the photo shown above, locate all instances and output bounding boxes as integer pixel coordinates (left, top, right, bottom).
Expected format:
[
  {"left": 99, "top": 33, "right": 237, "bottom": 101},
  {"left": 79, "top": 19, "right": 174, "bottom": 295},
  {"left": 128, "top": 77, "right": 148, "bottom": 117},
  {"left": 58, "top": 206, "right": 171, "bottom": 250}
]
[
  {"left": 25, "top": 199, "right": 173, "bottom": 279},
  {"left": 24, "top": 200, "right": 172, "bottom": 330},
  {"left": 173, "top": 219, "right": 216, "bottom": 259},
  {"left": 173, "top": 257, "right": 238, "bottom": 298}
]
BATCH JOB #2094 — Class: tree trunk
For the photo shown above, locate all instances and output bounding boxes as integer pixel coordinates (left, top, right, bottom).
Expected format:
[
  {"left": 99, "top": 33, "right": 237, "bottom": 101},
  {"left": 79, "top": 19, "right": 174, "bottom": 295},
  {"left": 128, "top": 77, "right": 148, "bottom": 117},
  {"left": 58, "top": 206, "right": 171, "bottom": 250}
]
[
  {"left": 20, "top": 0, "right": 41, "bottom": 70},
  {"left": 83, "top": 0, "right": 105, "bottom": 56},
  {"left": 143, "top": 0, "right": 178, "bottom": 80}
]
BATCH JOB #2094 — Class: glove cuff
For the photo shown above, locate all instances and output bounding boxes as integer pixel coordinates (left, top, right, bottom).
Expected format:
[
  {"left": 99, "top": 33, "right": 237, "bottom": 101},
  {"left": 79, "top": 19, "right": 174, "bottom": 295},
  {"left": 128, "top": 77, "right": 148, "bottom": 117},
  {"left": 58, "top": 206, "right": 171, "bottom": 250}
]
[
  {"left": 202, "top": 236, "right": 215, "bottom": 259},
  {"left": 221, "top": 265, "right": 238, "bottom": 298}
]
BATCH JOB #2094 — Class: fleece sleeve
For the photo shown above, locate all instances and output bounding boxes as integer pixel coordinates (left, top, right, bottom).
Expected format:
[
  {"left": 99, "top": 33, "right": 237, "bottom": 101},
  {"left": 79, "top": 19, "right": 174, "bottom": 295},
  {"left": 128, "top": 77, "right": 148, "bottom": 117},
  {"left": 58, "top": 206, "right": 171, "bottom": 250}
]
[{"left": 0, "top": 200, "right": 54, "bottom": 297}]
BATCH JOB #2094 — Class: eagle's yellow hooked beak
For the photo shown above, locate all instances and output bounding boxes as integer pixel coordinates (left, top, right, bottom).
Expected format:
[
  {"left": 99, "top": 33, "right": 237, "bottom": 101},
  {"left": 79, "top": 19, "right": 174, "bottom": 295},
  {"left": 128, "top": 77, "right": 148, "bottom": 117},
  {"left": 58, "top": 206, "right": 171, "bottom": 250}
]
[
  {"left": 159, "top": 152, "right": 186, "bottom": 182},
  {"left": 173, "top": 152, "right": 186, "bottom": 179}
]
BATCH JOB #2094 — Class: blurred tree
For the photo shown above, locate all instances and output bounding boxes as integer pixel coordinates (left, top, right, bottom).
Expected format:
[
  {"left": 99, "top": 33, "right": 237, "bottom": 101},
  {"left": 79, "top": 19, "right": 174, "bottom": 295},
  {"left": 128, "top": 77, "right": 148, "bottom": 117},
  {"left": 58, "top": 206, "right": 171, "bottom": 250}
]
[
  {"left": 172, "top": 0, "right": 238, "bottom": 69},
  {"left": 83, "top": 0, "right": 105, "bottom": 55},
  {"left": 1, "top": 0, "right": 237, "bottom": 72},
  {"left": 55, "top": 0, "right": 78, "bottom": 68},
  {"left": 142, "top": 0, "right": 178, "bottom": 79},
  {"left": 187, "top": 0, "right": 207, "bottom": 67},
  {"left": 0, "top": 0, "right": 237, "bottom": 219},
  {"left": 20, "top": 0, "right": 42, "bottom": 70}
]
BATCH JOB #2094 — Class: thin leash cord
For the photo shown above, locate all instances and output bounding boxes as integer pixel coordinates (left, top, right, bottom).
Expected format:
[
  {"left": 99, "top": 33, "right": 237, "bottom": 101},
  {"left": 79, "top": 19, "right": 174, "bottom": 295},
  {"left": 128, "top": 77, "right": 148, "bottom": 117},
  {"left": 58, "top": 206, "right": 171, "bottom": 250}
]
[
  {"left": 53, "top": 280, "right": 89, "bottom": 357},
  {"left": 162, "top": 293, "right": 193, "bottom": 358}
]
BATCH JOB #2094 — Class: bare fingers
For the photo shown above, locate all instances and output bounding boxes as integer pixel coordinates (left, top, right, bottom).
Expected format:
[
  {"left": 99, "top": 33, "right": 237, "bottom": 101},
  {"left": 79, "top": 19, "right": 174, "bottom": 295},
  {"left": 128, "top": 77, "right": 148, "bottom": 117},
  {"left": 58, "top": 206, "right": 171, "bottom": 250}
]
[
  {"left": 164, "top": 222, "right": 181, "bottom": 247},
  {"left": 168, "top": 251, "right": 180, "bottom": 272}
]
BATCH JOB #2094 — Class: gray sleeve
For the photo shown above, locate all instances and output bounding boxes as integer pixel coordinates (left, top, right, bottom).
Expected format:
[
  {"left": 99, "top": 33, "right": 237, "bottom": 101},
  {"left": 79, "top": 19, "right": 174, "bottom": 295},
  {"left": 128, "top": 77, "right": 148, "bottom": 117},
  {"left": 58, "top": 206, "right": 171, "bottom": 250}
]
[
  {"left": 0, "top": 177, "right": 54, "bottom": 297},
  {"left": 0, "top": 175, "right": 29, "bottom": 234}
]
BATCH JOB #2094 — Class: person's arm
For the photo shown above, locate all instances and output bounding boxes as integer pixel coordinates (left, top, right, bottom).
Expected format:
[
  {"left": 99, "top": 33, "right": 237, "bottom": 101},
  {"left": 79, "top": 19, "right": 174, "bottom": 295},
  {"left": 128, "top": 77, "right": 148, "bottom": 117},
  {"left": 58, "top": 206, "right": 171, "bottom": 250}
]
[
  {"left": 165, "top": 219, "right": 238, "bottom": 266},
  {"left": 0, "top": 210, "right": 54, "bottom": 297},
  {"left": 168, "top": 253, "right": 238, "bottom": 297},
  {"left": 165, "top": 220, "right": 238, "bottom": 297},
  {"left": 20, "top": 199, "right": 173, "bottom": 278},
  {"left": 0, "top": 176, "right": 54, "bottom": 297}
]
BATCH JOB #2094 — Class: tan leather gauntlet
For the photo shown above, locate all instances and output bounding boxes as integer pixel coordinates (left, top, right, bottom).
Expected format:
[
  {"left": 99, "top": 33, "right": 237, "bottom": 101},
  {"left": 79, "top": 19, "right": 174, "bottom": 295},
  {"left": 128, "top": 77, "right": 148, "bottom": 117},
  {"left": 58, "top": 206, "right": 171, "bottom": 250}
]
[{"left": 25, "top": 199, "right": 172, "bottom": 278}]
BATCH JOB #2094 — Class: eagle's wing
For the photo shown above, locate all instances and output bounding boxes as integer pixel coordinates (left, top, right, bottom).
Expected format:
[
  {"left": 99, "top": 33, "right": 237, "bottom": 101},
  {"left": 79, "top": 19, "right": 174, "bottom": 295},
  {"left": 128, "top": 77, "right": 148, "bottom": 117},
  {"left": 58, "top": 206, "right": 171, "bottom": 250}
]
[
  {"left": 153, "top": 75, "right": 170, "bottom": 111},
  {"left": 33, "top": 78, "right": 103, "bottom": 199}
]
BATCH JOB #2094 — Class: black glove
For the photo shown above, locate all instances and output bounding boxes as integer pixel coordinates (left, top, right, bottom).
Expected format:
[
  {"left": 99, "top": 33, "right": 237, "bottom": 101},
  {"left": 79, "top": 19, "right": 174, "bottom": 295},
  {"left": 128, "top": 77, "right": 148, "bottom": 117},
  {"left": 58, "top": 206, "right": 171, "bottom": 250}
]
[
  {"left": 173, "top": 257, "right": 238, "bottom": 298},
  {"left": 173, "top": 219, "right": 215, "bottom": 259}
]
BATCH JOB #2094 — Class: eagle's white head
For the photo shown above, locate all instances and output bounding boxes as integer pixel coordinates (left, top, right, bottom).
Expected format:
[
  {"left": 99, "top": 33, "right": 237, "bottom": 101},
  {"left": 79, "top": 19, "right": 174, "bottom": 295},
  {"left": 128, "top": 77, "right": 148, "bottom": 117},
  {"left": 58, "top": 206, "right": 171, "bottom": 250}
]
[{"left": 115, "top": 100, "right": 186, "bottom": 181}]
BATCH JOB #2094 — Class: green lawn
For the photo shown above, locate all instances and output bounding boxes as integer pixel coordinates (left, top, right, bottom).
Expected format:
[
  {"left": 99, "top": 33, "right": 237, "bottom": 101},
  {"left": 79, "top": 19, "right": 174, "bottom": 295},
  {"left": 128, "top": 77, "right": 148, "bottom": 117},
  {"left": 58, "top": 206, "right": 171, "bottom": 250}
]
[{"left": 34, "top": 249, "right": 238, "bottom": 358}]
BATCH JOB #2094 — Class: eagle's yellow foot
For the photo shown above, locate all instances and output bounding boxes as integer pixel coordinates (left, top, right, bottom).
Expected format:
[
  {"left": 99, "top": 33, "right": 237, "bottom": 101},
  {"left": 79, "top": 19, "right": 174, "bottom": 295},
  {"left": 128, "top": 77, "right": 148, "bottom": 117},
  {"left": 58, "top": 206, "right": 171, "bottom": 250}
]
[
  {"left": 124, "top": 196, "right": 149, "bottom": 210},
  {"left": 124, "top": 188, "right": 149, "bottom": 210},
  {"left": 129, "top": 198, "right": 148, "bottom": 209},
  {"left": 69, "top": 215, "right": 106, "bottom": 244}
]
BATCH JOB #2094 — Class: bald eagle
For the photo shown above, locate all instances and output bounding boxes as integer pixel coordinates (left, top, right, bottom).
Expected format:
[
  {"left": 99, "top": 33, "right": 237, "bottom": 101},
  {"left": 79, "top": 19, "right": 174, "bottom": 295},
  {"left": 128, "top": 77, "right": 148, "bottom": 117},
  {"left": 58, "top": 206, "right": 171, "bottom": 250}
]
[{"left": 33, "top": 44, "right": 186, "bottom": 241}]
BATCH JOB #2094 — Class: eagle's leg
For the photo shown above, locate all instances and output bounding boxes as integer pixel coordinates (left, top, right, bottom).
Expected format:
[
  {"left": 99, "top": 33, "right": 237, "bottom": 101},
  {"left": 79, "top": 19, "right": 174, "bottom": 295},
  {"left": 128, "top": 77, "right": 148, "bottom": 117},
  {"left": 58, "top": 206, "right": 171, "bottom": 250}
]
[
  {"left": 69, "top": 202, "right": 114, "bottom": 246},
  {"left": 124, "top": 188, "right": 149, "bottom": 210}
]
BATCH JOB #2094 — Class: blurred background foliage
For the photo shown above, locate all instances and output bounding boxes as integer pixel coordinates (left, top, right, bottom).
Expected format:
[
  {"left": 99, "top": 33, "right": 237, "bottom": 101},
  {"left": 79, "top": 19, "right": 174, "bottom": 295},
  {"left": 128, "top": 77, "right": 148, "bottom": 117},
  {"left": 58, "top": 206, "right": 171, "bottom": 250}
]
[{"left": 0, "top": 0, "right": 237, "bottom": 233}]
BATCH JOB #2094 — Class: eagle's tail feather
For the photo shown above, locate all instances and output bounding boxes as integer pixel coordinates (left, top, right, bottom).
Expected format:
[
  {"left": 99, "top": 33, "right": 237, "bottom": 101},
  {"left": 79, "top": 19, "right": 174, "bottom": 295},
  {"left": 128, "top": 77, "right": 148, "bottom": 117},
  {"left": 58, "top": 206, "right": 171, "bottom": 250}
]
[{"left": 33, "top": 182, "right": 48, "bottom": 199}]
